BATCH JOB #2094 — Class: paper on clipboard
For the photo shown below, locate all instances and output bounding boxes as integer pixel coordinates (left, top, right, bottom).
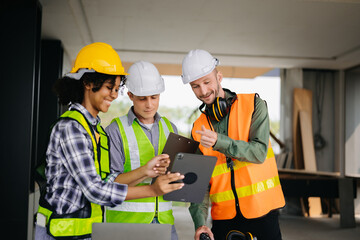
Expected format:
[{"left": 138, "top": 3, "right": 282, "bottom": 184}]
[{"left": 161, "top": 132, "right": 199, "bottom": 171}]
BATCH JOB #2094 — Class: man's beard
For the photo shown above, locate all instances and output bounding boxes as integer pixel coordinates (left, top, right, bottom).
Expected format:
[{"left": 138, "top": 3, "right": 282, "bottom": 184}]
[{"left": 201, "top": 82, "right": 221, "bottom": 106}]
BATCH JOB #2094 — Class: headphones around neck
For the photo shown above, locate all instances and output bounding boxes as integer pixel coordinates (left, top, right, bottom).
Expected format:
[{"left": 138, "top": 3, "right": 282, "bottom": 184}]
[{"left": 199, "top": 89, "right": 237, "bottom": 122}]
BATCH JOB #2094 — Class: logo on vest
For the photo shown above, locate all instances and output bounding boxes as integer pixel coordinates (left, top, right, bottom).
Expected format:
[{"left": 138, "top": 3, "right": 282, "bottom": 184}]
[
  {"left": 256, "top": 182, "right": 265, "bottom": 193},
  {"left": 266, "top": 179, "right": 275, "bottom": 189}
]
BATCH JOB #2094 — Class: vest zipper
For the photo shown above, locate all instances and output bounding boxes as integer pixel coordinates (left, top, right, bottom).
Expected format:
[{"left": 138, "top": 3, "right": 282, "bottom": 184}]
[
  {"left": 155, "top": 196, "right": 159, "bottom": 218},
  {"left": 227, "top": 157, "right": 240, "bottom": 214},
  {"left": 97, "top": 135, "right": 102, "bottom": 175}
]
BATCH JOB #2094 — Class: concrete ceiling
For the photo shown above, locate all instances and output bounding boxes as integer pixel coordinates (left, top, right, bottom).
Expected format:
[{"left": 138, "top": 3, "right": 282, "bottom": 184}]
[{"left": 40, "top": 0, "right": 360, "bottom": 77}]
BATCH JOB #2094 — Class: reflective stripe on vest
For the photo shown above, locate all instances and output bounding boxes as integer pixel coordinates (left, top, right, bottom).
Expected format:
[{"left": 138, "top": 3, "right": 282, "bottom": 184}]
[
  {"left": 106, "top": 115, "right": 174, "bottom": 224},
  {"left": 37, "top": 110, "right": 109, "bottom": 238},
  {"left": 192, "top": 94, "right": 285, "bottom": 220},
  {"left": 108, "top": 200, "right": 172, "bottom": 212}
]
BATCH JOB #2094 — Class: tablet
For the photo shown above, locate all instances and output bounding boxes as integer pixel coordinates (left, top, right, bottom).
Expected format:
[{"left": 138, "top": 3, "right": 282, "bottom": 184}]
[
  {"left": 163, "top": 152, "right": 217, "bottom": 203},
  {"left": 162, "top": 133, "right": 199, "bottom": 172}
]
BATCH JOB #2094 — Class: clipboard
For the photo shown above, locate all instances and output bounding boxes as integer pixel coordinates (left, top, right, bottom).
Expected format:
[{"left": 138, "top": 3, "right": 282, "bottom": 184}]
[
  {"left": 163, "top": 152, "right": 217, "bottom": 203},
  {"left": 162, "top": 132, "right": 200, "bottom": 172}
]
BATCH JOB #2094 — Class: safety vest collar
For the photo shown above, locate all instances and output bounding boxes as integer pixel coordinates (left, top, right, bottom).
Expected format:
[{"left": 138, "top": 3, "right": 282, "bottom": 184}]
[{"left": 70, "top": 102, "right": 100, "bottom": 126}]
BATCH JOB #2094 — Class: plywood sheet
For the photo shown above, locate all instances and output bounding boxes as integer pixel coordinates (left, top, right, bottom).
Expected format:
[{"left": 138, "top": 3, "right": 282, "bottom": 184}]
[
  {"left": 299, "top": 111, "right": 317, "bottom": 171},
  {"left": 284, "top": 152, "right": 293, "bottom": 169},
  {"left": 292, "top": 88, "right": 312, "bottom": 170},
  {"left": 299, "top": 110, "right": 322, "bottom": 217},
  {"left": 292, "top": 88, "right": 322, "bottom": 217},
  {"left": 276, "top": 153, "right": 287, "bottom": 169}
]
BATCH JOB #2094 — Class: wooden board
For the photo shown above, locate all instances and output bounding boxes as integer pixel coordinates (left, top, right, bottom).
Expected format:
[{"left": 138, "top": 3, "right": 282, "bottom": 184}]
[
  {"left": 278, "top": 168, "right": 340, "bottom": 177},
  {"left": 299, "top": 110, "right": 322, "bottom": 217},
  {"left": 292, "top": 88, "right": 313, "bottom": 170},
  {"left": 299, "top": 111, "right": 317, "bottom": 171},
  {"left": 284, "top": 152, "right": 293, "bottom": 169},
  {"left": 276, "top": 153, "right": 287, "bottom": 169},
  {"left": 292, "top": 88, "right": 323, "bottom": 217}
]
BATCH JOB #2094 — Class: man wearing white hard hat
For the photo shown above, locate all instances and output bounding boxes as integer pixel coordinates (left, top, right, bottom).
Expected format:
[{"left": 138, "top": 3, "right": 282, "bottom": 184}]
[
  {"left": 182, "top": 50, "right": 285, "bottom": 240},
  {"left": 105, "top": 61, "right": 179, "bottom": 240}
]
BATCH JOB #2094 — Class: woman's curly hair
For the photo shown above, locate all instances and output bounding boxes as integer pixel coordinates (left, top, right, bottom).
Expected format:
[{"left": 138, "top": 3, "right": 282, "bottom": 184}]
[{"left": 53, "top": 72, "right": 126, "bottom": 106}]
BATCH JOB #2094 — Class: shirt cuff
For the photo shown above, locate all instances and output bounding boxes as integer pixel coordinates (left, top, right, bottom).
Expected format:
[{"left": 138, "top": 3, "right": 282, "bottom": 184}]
[
  {"left": 111, "top": 182, "right": 128, "bottom": 206},
  {"left": 213, "top": 133, "right": 231, "bottom": 152},
  {"left": 194, "top": 216, "right": 207, "bottom": 230},
  {"left": 105, "top": 173, "right": 119, "bottom": 183}
]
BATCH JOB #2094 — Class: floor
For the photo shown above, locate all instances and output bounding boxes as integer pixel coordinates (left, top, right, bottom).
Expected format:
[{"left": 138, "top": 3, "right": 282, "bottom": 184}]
[{"left": 172, "top": 205, "right": 360, "bottom": 240}]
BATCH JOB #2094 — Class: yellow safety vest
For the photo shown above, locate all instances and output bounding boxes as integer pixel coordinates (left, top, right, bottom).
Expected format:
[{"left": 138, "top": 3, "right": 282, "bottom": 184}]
[
  {"left": 37, "top": 110, "right": 110, "bottom": 238},
  {"left": 105, "top": 115, "right": 175, "bottom": 224}
]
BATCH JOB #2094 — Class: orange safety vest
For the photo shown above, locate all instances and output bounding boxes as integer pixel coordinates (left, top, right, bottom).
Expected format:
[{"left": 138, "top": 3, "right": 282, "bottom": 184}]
[{"left": 192, "top": 93, "right": 285, "bottom": 220}]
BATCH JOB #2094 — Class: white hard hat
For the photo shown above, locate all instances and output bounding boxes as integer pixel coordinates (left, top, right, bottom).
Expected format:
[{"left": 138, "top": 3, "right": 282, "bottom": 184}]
[
  {"left": 181, "top": 49, "right": 219, "bottom": 84},
  {"left": 126, "top": 61, "right": 165, "bottom": 96}
]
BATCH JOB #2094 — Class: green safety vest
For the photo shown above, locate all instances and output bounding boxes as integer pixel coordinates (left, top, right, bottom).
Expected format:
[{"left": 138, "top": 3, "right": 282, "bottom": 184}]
[
  {"left": 37, "top": 109, "right": 110, "bottom": 239},
  {"left": 105, "top": 115, "right": 175, "bottom": 224}
]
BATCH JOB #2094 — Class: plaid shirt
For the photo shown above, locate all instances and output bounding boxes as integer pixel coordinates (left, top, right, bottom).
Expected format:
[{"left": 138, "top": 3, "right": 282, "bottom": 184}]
[{"left": 44, "top": 103, "right": 127, "bottom": 215}]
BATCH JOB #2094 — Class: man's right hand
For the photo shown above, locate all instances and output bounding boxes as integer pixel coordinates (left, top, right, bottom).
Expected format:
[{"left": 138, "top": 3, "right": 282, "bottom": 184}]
[
  {"left": 195, "top": 125, "right": 218, "bottom": 149},
  {"left": 145, "top": 154, "right": 170, "bottom": 177},
  {"left": 195, "top": 225, "right": 214, "bottom": 240},
  {"left": 151, "top": 172, "right": 184, "bottom": 195}
]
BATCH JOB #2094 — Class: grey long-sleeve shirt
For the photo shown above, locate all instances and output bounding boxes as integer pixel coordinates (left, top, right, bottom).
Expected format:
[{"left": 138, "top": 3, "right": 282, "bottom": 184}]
[{"left": 105, "top": 107, "right": 178, "bottom": 174}]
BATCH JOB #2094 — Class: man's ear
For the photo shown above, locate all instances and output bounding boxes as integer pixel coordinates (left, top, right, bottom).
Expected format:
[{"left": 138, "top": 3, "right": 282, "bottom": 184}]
[
  {"left": 216, "top": 70, "right": 223, "bottom": 83},
  {"left": 127, "top": 91, "right": 133, "bottom": 100}
]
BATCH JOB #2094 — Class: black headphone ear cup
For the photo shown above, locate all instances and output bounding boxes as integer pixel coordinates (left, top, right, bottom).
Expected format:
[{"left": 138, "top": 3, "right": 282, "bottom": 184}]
[
  {"left": 218, "top": 97, "right": 229, "bottom": 116},
  {"left": 205, "top": 97, "right": 230, "bottom": 121},
  {"left": 203, "top": 95, "right": 234, "bottom": 122},
  {"left": 218, "top": 97, "right": 232, "bottom": 120},
  {"left": 212, "top": 97, "right": 226, "bottom": 121},
  {"left": 214, "top": 98, "right": 223, "bottom": 120}
]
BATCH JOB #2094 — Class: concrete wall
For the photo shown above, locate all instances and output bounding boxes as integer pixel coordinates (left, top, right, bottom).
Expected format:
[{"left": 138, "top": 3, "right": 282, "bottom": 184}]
[
  {"left": 303, "top": 70, "right": 336, "bottom": 172},
  {"left": 280, "top": 68, "right": 303, "bottom": 155},
  {"left": 345, "top": 66, "right": 360, "bottom": 178}
]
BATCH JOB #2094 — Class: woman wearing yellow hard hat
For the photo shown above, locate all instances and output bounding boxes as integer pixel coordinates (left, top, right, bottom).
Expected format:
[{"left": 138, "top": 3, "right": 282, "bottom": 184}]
[{"left": 34, "top": 42, "right": 184, "bottom": 240}]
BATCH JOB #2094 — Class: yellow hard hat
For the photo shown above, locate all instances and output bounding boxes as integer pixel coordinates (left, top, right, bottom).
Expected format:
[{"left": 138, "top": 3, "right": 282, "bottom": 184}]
[{"left": 70, "top": 42, "right": 128, "bottom": 76}]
